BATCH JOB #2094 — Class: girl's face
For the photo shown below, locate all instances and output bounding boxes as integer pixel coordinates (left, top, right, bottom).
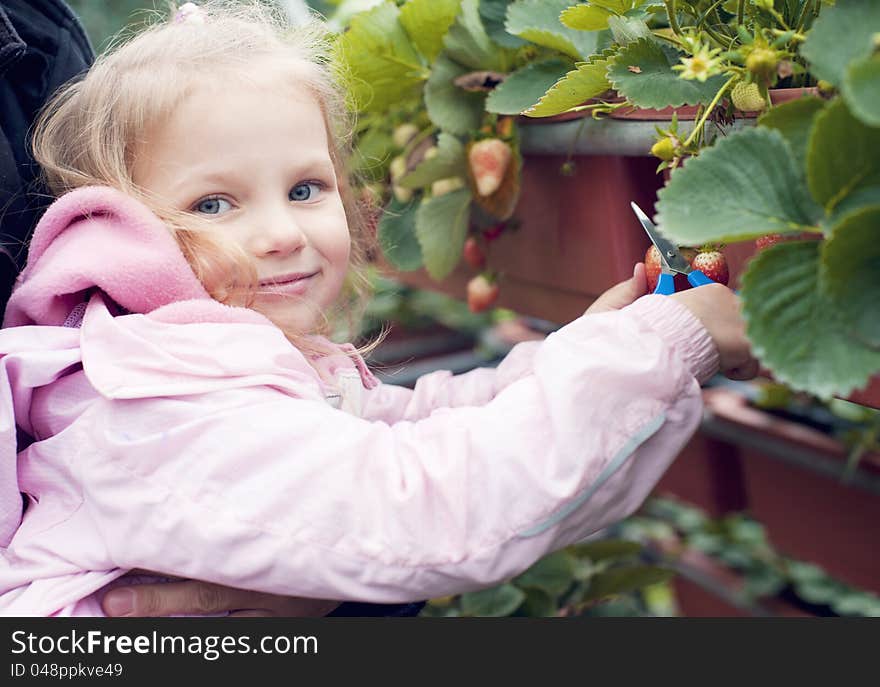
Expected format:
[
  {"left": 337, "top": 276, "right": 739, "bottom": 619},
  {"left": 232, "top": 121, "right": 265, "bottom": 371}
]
[{"left": 132, "top": 79, "right": 351, "bottom": 333}]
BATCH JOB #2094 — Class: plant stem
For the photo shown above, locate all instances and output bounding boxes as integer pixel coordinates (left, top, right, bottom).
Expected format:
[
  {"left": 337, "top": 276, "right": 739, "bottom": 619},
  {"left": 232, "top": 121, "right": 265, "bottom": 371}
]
[
  {"left": 683, "top": 75, "right": 736, "bottom": 149},
  {"left": 663, "top": 0, "right": 681, "bottom": 35},
  {"left": 795, "top": 0, "right": 813, "bottom": 32},
  {"left": 737, "top": 0, "right": 745, "bottom": 25}
]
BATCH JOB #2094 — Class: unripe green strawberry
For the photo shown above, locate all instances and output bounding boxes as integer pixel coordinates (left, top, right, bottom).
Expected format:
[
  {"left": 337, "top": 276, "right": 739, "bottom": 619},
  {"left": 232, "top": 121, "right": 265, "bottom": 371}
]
[
  {"left": 650, "top": 136, "right": 677, "bottom": 162},
  {"left": 431, "top": 176, "right": 465, "bottom": 197},
  {"left": 746, "top": 48, "right": 777, "bottom": 85},
  {"left": 392, "top": 123, "right": 418, "bottom": 148},
  {"left": 731, "top": 82, "right": 766, "bottom": 112}
]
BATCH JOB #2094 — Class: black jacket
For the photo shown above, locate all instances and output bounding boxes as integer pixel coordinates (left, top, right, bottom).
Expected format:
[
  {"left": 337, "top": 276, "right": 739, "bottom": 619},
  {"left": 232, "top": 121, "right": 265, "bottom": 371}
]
[{"left": 0, "top": 0, "right": 92, "bottom": 310}]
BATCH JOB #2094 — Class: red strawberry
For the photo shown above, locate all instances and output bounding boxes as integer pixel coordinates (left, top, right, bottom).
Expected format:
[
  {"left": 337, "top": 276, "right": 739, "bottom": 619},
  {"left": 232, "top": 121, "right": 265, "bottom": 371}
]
[
  {"left": 466, "top": 273, "right": 499, "bottom": 313},
  {"left": 756, "top": 233, "right": 783, "bottom": 250},
  {"left": 468, "top": 138, "right": 512, "bottom": 197},
  {"left": 645, "top": 245, "right": 698, "bottom": 292},
  {"left": 691, "top": 248, "right": 729, "bottom": 285},
  {"left": 463, "top": 237, "right": 486, "bottom": 270},
  {"left": 645, "top": 245, "right": 663, "bottom": 292},
  {"left": 482, "top": 222, "right": 505, "bottom": 242}
]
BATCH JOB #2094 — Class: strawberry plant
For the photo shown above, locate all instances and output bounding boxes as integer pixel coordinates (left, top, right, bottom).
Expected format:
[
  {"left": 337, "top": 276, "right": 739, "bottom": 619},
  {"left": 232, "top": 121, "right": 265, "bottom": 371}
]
[
  {"left": 328, "top": 0, "right": 879, "bottom": 401},
  {"left": 655, "top": 0, "right": 880, "bottom": 401}
]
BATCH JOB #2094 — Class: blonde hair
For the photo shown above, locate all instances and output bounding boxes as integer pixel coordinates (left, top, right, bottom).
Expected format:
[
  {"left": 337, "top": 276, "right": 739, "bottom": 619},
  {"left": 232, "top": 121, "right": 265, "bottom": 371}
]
[{"left": 32, "top": 0, "right": 379, "bottom": 355}]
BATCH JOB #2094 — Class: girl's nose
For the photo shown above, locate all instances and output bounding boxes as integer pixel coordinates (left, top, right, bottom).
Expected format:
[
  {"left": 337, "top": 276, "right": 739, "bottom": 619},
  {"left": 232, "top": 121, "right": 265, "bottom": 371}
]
[{"left": 249, "top": 210, "right": 306, "bottom": 257}]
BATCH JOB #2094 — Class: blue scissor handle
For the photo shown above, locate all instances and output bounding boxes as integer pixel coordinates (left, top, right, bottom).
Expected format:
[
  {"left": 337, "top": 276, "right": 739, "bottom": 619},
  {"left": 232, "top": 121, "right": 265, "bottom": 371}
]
[
  {"left": 653, "top": 272, "right": 676, "bottom": 295},
  {"left": 687, "top": 270, "right": 715, "bottom": 288}
]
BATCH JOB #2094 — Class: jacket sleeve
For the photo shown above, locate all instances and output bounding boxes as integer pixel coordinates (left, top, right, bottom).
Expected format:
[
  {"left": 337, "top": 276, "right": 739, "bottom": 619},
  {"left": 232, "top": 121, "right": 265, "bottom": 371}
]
[
  {"left": 360, "top": 338, "right": 543, "bottom": 423},
  {"left": 69, "top": 295, "right": 718, "bottom": 603}
]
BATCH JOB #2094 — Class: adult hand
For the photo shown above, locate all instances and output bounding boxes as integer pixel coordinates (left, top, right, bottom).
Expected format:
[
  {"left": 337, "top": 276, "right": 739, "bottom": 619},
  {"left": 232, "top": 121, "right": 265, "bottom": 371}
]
[
  {"left": 101, "top": 578, "right": 340, "bottom": 617},
  {"left": 670, "top": 283, "right": 759, "bottom": 381},
  {"left": 584, "top": 263, "right": 648, "bottom": 315}
]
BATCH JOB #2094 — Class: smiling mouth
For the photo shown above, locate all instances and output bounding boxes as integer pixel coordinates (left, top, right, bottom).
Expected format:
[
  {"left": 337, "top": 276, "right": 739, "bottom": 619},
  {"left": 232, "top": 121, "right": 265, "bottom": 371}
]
[{"left": 259, "top": 271, "right": 319, "bottom": 287}]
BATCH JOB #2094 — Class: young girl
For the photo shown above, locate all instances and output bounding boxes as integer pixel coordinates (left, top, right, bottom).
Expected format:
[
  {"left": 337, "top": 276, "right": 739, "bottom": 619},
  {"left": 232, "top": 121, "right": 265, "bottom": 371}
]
[{"left": 0, "top": 1, "right": 754, "bottom": 616}]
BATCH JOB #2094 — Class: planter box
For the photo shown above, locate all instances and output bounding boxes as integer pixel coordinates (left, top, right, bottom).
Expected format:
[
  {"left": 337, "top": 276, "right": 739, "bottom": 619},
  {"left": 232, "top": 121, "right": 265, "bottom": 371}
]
[{"left": 656, "top": 386, "right": 880, "bottom": 595}]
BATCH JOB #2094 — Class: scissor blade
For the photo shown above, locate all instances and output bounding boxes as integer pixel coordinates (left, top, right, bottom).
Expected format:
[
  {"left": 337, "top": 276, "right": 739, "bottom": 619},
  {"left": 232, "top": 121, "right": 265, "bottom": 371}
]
[{"left": 630, "top": 202, "right": 691, "bottom": 274}]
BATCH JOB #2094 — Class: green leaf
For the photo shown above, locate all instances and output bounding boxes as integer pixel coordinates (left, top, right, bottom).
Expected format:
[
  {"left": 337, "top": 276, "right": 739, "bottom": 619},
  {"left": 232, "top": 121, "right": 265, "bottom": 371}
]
[
  {"left": 485, "top": 58, "right": 574, "bottom": 114},
  {"left": 424, "top": 53, "right": 487, "bottom": 134},
  {"left": 513, "top": 550, "right": 576, "bottom": 597},
  {"left": 807, "top": 99, "right": 880, "bottom": 212},
  {"left": 758, "top": 97, "right": 826, "bottom": 179},
  {"left": 506, "top": 0, "right": 600, "bottom": 60},
  {"left": 336, "top": 2, "right": 427, "bottom": 113},
  {"left": 415, "top": 187, "right": 472, "bottom": 279},
  {"left": 479, "top": 0, "right": 526, "bottom": 48},
  {"left": 606, "top": 14, "right": 653, "bottom": 45},
  {"left": 608, "top": 38, "right": 727, "bottom": 109},
  {"left": 582, "top": 565, "right": 673, "bottom": 602},
  {"left": 522, "top": 60, "right": 610, "bottom": 117},
  {"left": 520, "top": 588, "right": 558, "bottom": 617},
  {"left": 443, "top": 0, "right": 505, "bottom": 71},
  {"left": 560, "top": 4, "right": 615, "bottom": 31},
  {"left": 460, "top": 583, "right": 525, "bottom": 616},
  {"left": 739, "top": 240, "right": 880, "bottom": 399},
  {"left": 843, "top": 54, "right": 880, "bottom": 128},
  {"left": 657, "top": 128, "right": 822, "bottom": 246},
  {"left": 822, "top": 205, "right": 880, "bottom": 348},
  {"left": 378, "top": 198, "right": 423, "bottom": 270},
  {"left": 569, "top": 539, "right": 643, "bottom": 562},
  {"left": 398, "top": 132, "right": 467, "bottom": 189},
  {"left": 800, "top": 0, "right": 880, "bottom": 88},
  {"left": 399, "top": 0, "right": 462, "bottom": 63}
]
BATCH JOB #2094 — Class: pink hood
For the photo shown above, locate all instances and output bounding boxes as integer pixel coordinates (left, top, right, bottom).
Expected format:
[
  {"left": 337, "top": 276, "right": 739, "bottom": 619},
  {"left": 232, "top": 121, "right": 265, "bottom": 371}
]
[{"left": 5, "top": 186, "right": 211, "bottom": 328}]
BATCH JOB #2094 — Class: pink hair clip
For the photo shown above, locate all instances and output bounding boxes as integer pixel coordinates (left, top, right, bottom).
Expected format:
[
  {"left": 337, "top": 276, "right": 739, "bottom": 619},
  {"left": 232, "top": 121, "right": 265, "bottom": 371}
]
[{"left": 174, "top": 2, "right": 206, "bottom": 24}]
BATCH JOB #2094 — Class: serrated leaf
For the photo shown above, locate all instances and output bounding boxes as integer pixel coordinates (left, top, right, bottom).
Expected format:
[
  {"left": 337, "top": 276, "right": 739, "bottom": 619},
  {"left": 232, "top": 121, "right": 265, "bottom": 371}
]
[
  {"left": 513, "top": 551, "right": 576, "bottom": 597},
  {"left": 800, "top": 0, "right": 880, "bottom": 88},
  {"left": 758, "top": 97, "right": 825, "bottom": 178},
  {"left": 560, "top": 4, "right": 615, "bottom": 31},
  {"left": 460, "top": 583, "right": 525, "bottom": 616},
  {"left": 486, "top": 58, "right": 574, "bottom": 114},
  {"left": 415, "top": 187, "right": 472, "bottom": 279},
  {"left": 606, "top": 14, "right": 653, "bottom": 45},
  {"left": 523, "top": 60, "right": 610, "bottom": 117},
  {"left": 740, "top": 240, "right": 880, "bottom": 399},
  {"left": 506, "top": 0, "right": 600, "bottom": 60},
  {"left": 582, "top": 565, "right": 673, "bottom": 602},
  {"left": 398, "top": 132, "right": 467, "bottom": 189},
  {"left": 378, "top": 198, "right": 423, "bottom": 270},
  {"left": 399, "top": 0, "right": 462, "bottom": 63},
  {"left": 336, "top": 2, "right": 427, "bottom": 113},
  {"left": 821, "top": 205, "right": 880, "bottom": 348},
  {"left": 843, "top": 54, "right": 880, "bottom": 128},
  {"left": 657, "top": 128, "right": 822, "bottom": 245},
  {"left": 807, "top": 99, "right": 880, "bottom": 212},
  {"left": 479, "top": 0, "right": 526, "bottom": 48},
  {"left": 569, "top": 539, "right": 643, "bottom": 562},
  {"left": 444, "top": 0, "right": 506, "bottom": 71},
  {"left": 425, "top": 53, "right": 487, "bottom": 134},
  {"left": 608, "top": 38, "right": 726, "bottom": 109}
]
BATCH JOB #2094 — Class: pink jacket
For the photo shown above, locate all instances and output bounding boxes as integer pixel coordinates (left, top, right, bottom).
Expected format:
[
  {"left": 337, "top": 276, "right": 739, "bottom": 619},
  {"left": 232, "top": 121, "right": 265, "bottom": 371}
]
[{"left": 0, "top": 187, "right": 718, "bottom": 616}]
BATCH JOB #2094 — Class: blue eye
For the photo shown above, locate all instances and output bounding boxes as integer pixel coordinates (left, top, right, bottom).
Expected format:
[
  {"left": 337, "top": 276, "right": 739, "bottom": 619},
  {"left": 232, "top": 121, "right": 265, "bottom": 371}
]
[
  {"left": 193, "top": 197, "right": 232, "bottom": 215},
  {"left": 290, "top": 182, "right": 321, "bottom": 202}
]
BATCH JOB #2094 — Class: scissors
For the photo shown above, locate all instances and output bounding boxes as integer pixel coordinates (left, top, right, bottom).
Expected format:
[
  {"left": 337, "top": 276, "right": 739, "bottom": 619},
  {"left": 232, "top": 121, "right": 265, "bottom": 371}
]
[{"left": 630, "top": 201, "right": 715, "bottom": 295}]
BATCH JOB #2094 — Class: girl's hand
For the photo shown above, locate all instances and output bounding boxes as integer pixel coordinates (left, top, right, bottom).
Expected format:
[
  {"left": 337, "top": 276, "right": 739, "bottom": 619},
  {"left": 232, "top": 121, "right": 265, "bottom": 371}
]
[
  {"left": 101, "top": 579, "right": 340, "bottom": 617},
  {"left": 669, "top": 283, "right": 759, "bottom": 381},
  {"left": 584, "top": 263, "right": 648, "bottom": 315}
]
